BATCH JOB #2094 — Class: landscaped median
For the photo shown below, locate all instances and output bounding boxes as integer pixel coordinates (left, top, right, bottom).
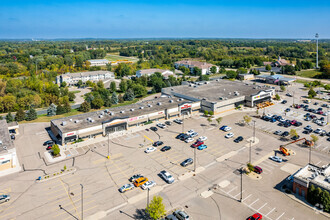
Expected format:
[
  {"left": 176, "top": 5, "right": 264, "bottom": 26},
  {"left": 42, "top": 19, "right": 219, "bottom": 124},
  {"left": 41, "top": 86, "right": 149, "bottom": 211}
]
[{"left": 37, "top": 167, "right": 76, "bottom": 183}]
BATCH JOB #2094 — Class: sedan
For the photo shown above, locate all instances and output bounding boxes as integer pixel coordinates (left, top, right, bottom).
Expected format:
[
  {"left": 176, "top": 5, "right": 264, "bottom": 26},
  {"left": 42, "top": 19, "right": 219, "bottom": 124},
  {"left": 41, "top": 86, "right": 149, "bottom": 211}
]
[
  {"left": 46, "top": 145, "right": 53, "bottom": 150},
  {"left": 161, "top": 146, "right": 171, "bottom": 152},
  {"left": 223, "top": 126, "right": 232, "bottom": 132},
  {"left": 274, "top": 130, "right": 282, "bottom": 135},
  {"left": 190, "top": 132, "right": 198, "bottom": 138},
  {"left": 186, "top": 130, "right": 195, "bottom": 135},
  {"left": 150, "top": 127, "right": 158, "bottom": 131},
  {"left": 198, "top": 144, "right": 208, "bottom": 150},
  {"left": 129, "top": 174, "right": 143, "bottom": 182},
  {"left": 185, "top": 138, "right": 194, "bottom": 143},
  {"left": 219, "top": 125, "right": 227, "bottom": 131},
  {"left": 165, "top": 121, "right": 172, "bottom": 126},
  {"left": 225, "top": 132, "right": 234, "bottom": 138},
  {"left": 141, "top": 180, "right": 156, "bottom": 190},
  {"left": 180, "top": 158, "right": 193, "bottom": 167},
  {"left": 281, "top": 131, "right": 289, "bottom": 137},
  {"left": 119, "top": 184, "right": 135, "bottom": 193},
  {"left": 174, "top": 119, "right": 183, "bottom": 124},
  {"left": 269, "top": 156, "right": 283, "bottom": 163},
  {"left": 291, "top": 135, "right": 300, "bottom": 140},
  {"left": 285, "top": 108, "right": 291, "bottom": 112},
  {"left": 192, "top": 141, "right": 204, "bottom": 148},
  {"left": 156, "top": 123, "right": 166, "bottom": 129},
  {"left": 176, "top": 133, "right": 185, "bottom": 139},
  {"left": 153, "top": 141, "right": 164, "bottom": 147},
  {"left": 303, "top": 130, "right": 313, "bottom": 134},
  {"left": 145, "top": 147, "right": 156, "bottom": 153},
  {"left": 234, "top": 136, "right": 244, "bottom": 143},
  {"left": 198, "top": 136, "right": 207, "bottom": 141},
  {"left": 247, "top": 213, "right": 263, "bottom": 220},
  {"left": 43, "top": 140, "right": 54, "bottom": 146}
]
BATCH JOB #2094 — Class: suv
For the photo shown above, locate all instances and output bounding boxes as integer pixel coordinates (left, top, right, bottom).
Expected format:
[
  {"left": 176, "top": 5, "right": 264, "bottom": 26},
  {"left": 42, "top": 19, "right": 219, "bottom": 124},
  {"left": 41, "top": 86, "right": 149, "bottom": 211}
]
[
  {"left": 133, "top": 177, "right": 149, "bottom": 187},
  {"left": 129, "top": 174, "right": 143, "bottom": 182},
  {"left": 43, "top": 140, "right": 54, "bottom": 146},
  {"left": 180, "top": 158, "right": 193, "bottom": 167},
  {"left": 150, "top": 127, "right": 158, "bottom": 131},
  {"left": 253, "top": 166, "right": 263, "bottom": 174},
  {"left": 173, "top": 210, "right": 190, "bottom": 220},
  {"left": 153, "top": 141, "right": 164, "bottom": 147},
  {"left": 234, "top": 136, "right": 243, "bottom": 143},
  {"left": 0, "top": 195, "right": 10, "bottom": 204},
  {"left": 159, "top": 170, "right": 175, "bottom": 184}
]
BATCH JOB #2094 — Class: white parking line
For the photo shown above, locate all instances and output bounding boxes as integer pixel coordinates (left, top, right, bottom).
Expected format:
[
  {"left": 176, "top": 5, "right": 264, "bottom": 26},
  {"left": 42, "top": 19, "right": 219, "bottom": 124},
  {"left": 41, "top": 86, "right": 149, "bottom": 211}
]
[
  {"left": 315, "top": 144, "right": 322, "bottom": 149},
  {"left": 242, "top": 194, "right": 251, "bottom": 202},
  {"left": 275, "top": 212, "right": 285, "bottom": 220},
  {"left": 248, "top": 198, "right": 259, "bottom": 208},
  {"left": 265, "top": 207, "right": 276, "bottom": 217},
  {"left": 233, "top": 190, "right": 245, "bottom": 199},
  {"left": 227, "top": 186, "right": 237, "bottom": 195},
  {"left": 257, "top": 202, "right": 268, "bottom": 211},
  {"left": 315, "top": 161, "right": 322, "bottom": 165},
  {"left": 260, "top": 167, "right": 272, "bottom": 172},
  {"left": 260, "top": 162, "right": 276, "bottom": 169},
  {"left": 322, "top": 146, "right": 329, "bottom": 151}
]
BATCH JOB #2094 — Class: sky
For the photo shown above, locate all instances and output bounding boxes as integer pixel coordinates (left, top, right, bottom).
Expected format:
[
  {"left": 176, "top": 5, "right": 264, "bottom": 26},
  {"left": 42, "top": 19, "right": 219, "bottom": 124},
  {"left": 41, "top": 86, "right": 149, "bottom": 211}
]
[{"left": 1, "top": 0, "right": 330, "bottom": 39}]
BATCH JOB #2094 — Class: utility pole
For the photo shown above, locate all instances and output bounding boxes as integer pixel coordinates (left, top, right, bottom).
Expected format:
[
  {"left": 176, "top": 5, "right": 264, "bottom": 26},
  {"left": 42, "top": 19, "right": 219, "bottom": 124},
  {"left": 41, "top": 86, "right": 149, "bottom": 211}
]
[
  {"left": 240, "top": 167, "right": 243, "bottom": 202},
  {"left": 80, "top": 184, "right": 83, "bottom": 220},
  {"left": 194, "top": 147, "right": 196, "bottom": 172},
  {"left": 309, "top": 145, "right": 312, "bottom": 164},
  {"left": 315, "top": 33, "right": 319, "bottom": 69},
  {"left": 249, "top": 140, "right": 252, "bottom": 164},
  {"left": 107, "top": 134, "right": 110, "bottom": 159},
  {"left": 253, "top": 120, "right": 256, "bottom": 143},
  {"left": 292, "top": 90, "right": 295, "bottom": 106},
  {"left": 147, "top": 188, "right": 150, "bottom": 207},
  {"left": 327, "top": 107, "right": 329, "bottom": 125}
]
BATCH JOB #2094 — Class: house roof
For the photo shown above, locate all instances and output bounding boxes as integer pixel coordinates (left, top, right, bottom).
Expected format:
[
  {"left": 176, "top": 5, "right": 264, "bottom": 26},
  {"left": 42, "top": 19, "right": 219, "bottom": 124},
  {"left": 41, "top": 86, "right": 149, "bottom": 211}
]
[
  {"left": 0, "top": 120, "right": 15, "bottom": 154},
  {"left": 137, "top": 69, "right": 170, "bottom": 75},
  {"left": 175, "top": 60, "right": 215, "bottom": 69}
]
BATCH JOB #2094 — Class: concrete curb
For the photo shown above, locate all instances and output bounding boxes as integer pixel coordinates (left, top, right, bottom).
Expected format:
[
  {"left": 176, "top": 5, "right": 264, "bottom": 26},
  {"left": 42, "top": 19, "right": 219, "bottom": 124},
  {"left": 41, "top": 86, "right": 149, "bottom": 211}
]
[
  {"left": 44, "top": 151, "right": 66, "bottom": 163},
  {"left": 178, "top": 167, "right": 205, "bottom": 181},
  {"left": 216, "top": 151, "right": 237, "bottom": 162},
  {"left": 127, "top": 185, "right": 164, "bottom": 204},
  {"left": 200, "top": 190, "right": 214, "bottom": 198},
  {"left": 37, "top": 168, "right": 76, "bottom": 183}
]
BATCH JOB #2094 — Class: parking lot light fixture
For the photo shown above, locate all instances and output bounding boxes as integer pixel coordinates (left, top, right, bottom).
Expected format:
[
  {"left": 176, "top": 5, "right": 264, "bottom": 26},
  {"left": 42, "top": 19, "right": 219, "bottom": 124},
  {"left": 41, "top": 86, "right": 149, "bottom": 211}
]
[
  {"left": 249, "top": 140, "right": 252, "bottom": 164},
  {"left": 240, "top": 167, "right": 243, "bottom": 202},
  {"left": 253, "top": 120, "right": 256, "bottom": 143},
  {"left": 194, "top": 147, "right": 196, "bottom": 172},
  {"left": 107, "top": 134, "right": 110, "bottom": 159}
]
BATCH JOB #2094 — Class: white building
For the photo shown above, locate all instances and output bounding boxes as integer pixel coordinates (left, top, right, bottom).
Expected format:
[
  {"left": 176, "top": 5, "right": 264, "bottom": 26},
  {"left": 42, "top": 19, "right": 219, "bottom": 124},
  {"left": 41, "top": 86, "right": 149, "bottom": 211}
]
[
  {"left": 87, "top": 59, "right": 110, "bottom": 66},
  {"left": 56, "top": 71, "right": 115, "bottom": 86},
  {"left": 174, "top": 60, "right": 219, "bottom": 75},
  {"left": 136, "top": 69, "right": 175, "bottom": 79}
]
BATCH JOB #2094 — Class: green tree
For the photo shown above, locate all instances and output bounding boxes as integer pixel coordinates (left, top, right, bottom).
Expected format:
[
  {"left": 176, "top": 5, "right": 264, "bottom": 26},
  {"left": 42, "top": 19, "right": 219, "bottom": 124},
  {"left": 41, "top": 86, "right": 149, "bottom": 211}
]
[
  {"left": 124, "top": 89, "right": 135, "bottom": 101},
  {"left": 265, "top": 64, "right": 272, "bottom": 71},
  {"left": 237, "top": 67, "right": 247, "bottom": 74},
  {"left": 307, "top": 184, "right": 316, "bottom": 205},
  {"left": 275, "top": 94, "right": 281, "bottom": 101},
  {"left": 310, "top": 134, "right": 319, "bottom": 143},
  {"left": 77, "top": 80, "right": 83, "bottom": 88},
  {"left": 226, "top": 70, "right": 238, "bottom": 79},
  {"left": 52, "top": 144, "right": 60, "bottom": 156},
  {"left": 199, "top": 75, "right": 209, "bottom": 81},
  {"left": 111, "top": 92, "right": 118, "bottom": 105},
  {"left": 204, "top": 110, "right": 209, "bottom": 116},
  {"left": 193, "top": 67, "right": 202, "bottom": 76},
  {"left": 5, "top": 112, "right": 13, "bottom": 123},
  {"left": 91, "top": 98, "right": 104, "bottom": 109},
  {"left": 119, "top": 79, "right": 128, "bottom": 92},
  {"left": 68, "top": 92, "right": 76, "bottom": 102},
  {"left": 47, "top": 103, "right": 57, "bottom": 116},
  {"left": 79, "top": 101, "right": 91, "bottom": 112},
  {"left": 243, "top": 115, "right": 252, "bottom": 124},
  {"left": 14, "top": 108, "right": 25, "bottom": 122},
  {"left": 210, "top": 66, "right": 217, "bottom": 74},
  {"left": 56, "top": 104, "right": 66, "bottom": 115},
  {"left": 280, "top": 85, "right": 286, "bottom": 92},
  {"left": 97, "top": 80, "right": 104, "bottom": 89},
  {"left": 308, "top": 88, "right": 317, "bottom": 98},
  {"left": 60, "top": 81, "right": 67, "bottom": 88},
  {"left": 289, "top": 129, "right": 298, "bottom": 138},
  {"left": 216, "top": 117, "right": 222, "bottom": 125},
  {"left": 146, "top": 196, "right": 166, "bottom": 220},
  {"left": 26, "top": 108, "right": 37, "bottom": 121},
  {"left": 209, "top": 111, "right": 214, "bottom": 116},
  {"left": 118, "top": 94, "right": 124, "bottom": 103},
  {"left": 110, "top": 81, "right": 116, "bottom": 93},
  {"left": 207, "top": 117, "right": 212, "bottom": 124}
]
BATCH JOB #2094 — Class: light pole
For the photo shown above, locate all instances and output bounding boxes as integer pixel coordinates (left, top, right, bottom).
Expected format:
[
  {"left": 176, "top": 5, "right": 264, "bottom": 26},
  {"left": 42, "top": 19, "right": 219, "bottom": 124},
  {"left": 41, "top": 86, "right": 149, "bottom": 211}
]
[
  {"left": 249, "top": 140, "right": 252, "bottom": 164},
  {"left": 309, "top": 145, "right": 312, "bottom": 164},
  {"left": 80, "top": 184, "right": 83, "bottom": 220},
  {"left": 147, "top": 188, "right": 150, "bottom": 207},
  {"left": 107, "top": 134, "right": 110, "bottom": 159},
  {"left": 327, "top": 107, "right": 329, "bottom": 125},
  {"left": 292, "top": 90, "right": 295, "bottom": 106},
  {"left": 253, "top": 120, "right": 256, "bottom": 143},
  {"left": 181, "top": 114, "right": 184, "bottom": 133},
  {"left": 194, "top": 147, "right": 196, "bottom": 172},
  {"left": 240, "top": 167, "right": 243, "bottom": 202},
  {"left": 315, "top": 33, "right": 319, "bottom": 69}
]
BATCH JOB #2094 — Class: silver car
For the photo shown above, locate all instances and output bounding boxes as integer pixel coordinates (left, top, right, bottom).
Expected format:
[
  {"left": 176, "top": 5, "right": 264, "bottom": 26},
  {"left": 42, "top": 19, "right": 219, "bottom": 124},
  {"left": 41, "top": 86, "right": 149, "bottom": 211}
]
[{"left": 0, "top": 195, "right": 10, "bottom": 204}]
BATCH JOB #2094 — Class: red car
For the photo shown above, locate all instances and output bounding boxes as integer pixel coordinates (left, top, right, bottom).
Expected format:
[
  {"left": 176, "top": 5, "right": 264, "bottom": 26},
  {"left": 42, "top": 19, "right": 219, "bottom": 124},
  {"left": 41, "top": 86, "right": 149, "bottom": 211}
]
[
  {"left": 46, "top": 145, "right": 53, "bottom": 150},
  {"left": 247, "top": 213, "right": 262, "bottom": 220},
  {"left": 253, "top": 166, "right": 263, "bottom": 174},
  {"left": 290, "top": 120, "right": 297, "bottom": 125},
  {"left": 192, "top": 141, "right": 204, "bottom": 148}
]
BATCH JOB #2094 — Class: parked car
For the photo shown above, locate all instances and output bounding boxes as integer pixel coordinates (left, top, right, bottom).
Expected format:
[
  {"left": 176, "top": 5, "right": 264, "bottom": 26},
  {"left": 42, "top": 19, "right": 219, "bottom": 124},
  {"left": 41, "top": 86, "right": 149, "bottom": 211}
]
[
  {"left": 219, "top": 125, "right": 227, "bottom": 131},
  {"left": 153, "top": 141, "right": 164, "bottom": 147},
  {"left": 291, "top": 135, "right": 300, "bottom": 140},
  {"left": 173, "top": 210, "right": 190, "bottom": 220},
  {"left": 145, "top": 147, "right": 156, "bottom": 153},
  {"left": 285, "top": 108, "right": 291, "bottom": 112},
  {"left": 150, "top": 127, "right": 158, "bottom": 131},
  {"left": 43, "top": 140, "right": 54, "bottom": 146},
  {"left": 234, "top": 136, "right": 244, "bottom": 143},
  {"left": 165, "top": 121, "right": 172, "bottom": 126},
  {"left": 286, "top": 93, "right": 292, "bottom": 97},
  {"left": 247, "top": 213, "right": 263, "bottom": 220},
  {"left": 225, "top": 132, "right": 234, "bottom": 138},
  {"left": 165, "top": 214, "right": 179, "bottom": 220},
  {"left": 174, "top": 119, "right": 183, "bottom": 124},
  {"left": 304, "top": 125, "right": 312, "bottom": 130},
  {"left": 185, "top": 138, "right": 194, "bottom": 143},
  {"left": 161, "top": 146, "right": 171, "bottom": 152},
  {"left": 198, "top": 136, "right": 207, "bottom": 141},
  {"left": 46, "top": 145, "right": 53, "bottom": 150},
  {"left": 314, "top": 128, "right": 323, "bottom": 134},
  {"left": 119, "top": 184, "right": 135, "bottom": 193},
  {"left": 197, "top": 144, "right": 207, "bottom": 150},
  {"left": 253, "top": 166, "right": 263, "bottom": 174},
  {"left": 156, "top": 123, "right": 166, "bottom": 129},
  {"left": 189, "top": 132, "right": 198, "bottom": 138},
  {"left": 274, "top": 130, "right": 282, "bottom": 135},
  {"left": 186, "top": 130, "right": 195, "bottom": 135},
  {"left": 129, "top": 174, "right": 143, "bottom": 182},
  {"left": 180, "top": 158, "right": 193, "bottom": 167},
  {"left": 303, "top": 129, "right": 313, "bottom": 134},
  {"left": 0, "top": 195, "right": 10, "bottom": 204},
  {"left": 192, "top": 141, "right": 204, "bottom": 148},
  {"left": 281, "top": 131, "right": 289, "bottom": 137},
  {"left": 223, "top": 126, "right": 232, "bottom": 132},
  {"left": 159, "top": 170, "right": 175, "bottom": 184},
  {"left": 133, "top": 177, "right": 149, "bottom": 187},
  {"left": 176, "top": 133, "right": 185, "bottom": 139},
  {"left": 281, "top": 100, "right": 287, "bottom": 104},
  {"left": 269, "top": 156, "right": 283, "bottom": 163},
  {"left": 141, "top": 180, "right": 156, "bottom": 190}
]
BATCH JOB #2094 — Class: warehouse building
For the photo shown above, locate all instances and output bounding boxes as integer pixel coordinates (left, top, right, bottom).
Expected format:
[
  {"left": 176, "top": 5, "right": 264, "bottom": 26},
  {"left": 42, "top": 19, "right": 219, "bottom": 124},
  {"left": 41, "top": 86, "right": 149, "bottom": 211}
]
[
  {"left": 162, "top": 80, "right": 275, "bottom": 115},
  {"left": 50, "top": 97, "right": 200, "bottom": 145}
]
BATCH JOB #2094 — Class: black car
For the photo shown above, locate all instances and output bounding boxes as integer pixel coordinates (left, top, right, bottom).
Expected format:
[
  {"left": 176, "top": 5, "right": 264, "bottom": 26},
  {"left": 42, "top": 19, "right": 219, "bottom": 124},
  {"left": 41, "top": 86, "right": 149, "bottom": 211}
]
[
  {"left": 150, "top": 127, "right": 158, "bottom": 131},
  {"left": 278, "top": 122, "right": 284, "bottom": 127},
  {"left": 43, "top": 140, "right": 54, "bottom": 146},
  {"left": 281, "top": 131, "right": 289, "bottom": 137},
  {"left": 165, "top": 121, "right": 172, "bottom": 126},
  {"left": 294, "top": 122, "right": 302, "bottom": 127},
  {"left": 161, "top": 146, "right": 171, "bottom": 152},
  {"left": 291, "top": 135, "right": 300, "bottom": 140},
  {"left": 234, "top": 136, "right": 244, "bottom": 143},
  {"left": 281, "top": 100, "right": 287, "bottom": 104},
  {"left": 180, "top": 158, "right": 193, "bottom": 167},
  {"left": 303, "top": 129, "right": 313, "bottom": 134},
  {"left": 284, "top": 123, "right": 291, "bottom": 128},
  {"left": 153, "top": 141, "right": 164, "bottom": 147},
  {"left": 180, "top": 134, "right": 190, "bottom": 141},
  {"left": 314, "top": 102, "right": 319, "bottom": 105},
  {"left": 176, "top": 133, "right": 185, "bottom": 139},
  {"left": 327, "top": 137, "right": 330, "bottom": 142},
  {"left": 129, "top": 174, "right": 143, "bottom": 182}
]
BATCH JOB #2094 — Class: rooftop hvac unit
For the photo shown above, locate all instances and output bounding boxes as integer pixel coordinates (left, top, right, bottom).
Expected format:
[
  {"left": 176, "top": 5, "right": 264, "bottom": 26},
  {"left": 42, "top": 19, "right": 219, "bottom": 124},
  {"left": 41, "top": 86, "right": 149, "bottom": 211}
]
[
  {"left": 179, "top": 98, "right": 183, "bottom": 101},
  {"left": 110, "top": 112, "right": 114, "bottom": 116},
  {"left": 120, "top": 110, "right": 125, "bottom": 113},
  {"left": 130, "top": 109, "right": 134, "bottom": 111},
  {"left": 2, "top": 146, "right": 7, "bottom": 151},
  {"left": 0, "top": 140, "right": 2, "bottom": 145},
  {"left": 157, "top": 102, "right": 162, "bottom": 105},
  {"left": 90, "top": 119, "right": 94, "bottom": 122},
  {"left": 148, "top": 104, "right": 152, "bottom": 107},
  {"left": 169, "top": 100, "right": 174, "bottom": 103},
  {"left": 69, "top": 118, "right": 73, "bottom": 122},
  {"left": 61, "top": 121, "right": 67, "bottom": 126},
  {"left": 74, "top": 120, "right": 79, "bottom": 123},
  {"left": 189, "top": 84, "right": 193, "bottom": 87},
  {"left": 99, "top": 115, "right": 103, "bottom": 118},
  {"left": 140, "top": 106, "right": 144, "bottom": 109}
]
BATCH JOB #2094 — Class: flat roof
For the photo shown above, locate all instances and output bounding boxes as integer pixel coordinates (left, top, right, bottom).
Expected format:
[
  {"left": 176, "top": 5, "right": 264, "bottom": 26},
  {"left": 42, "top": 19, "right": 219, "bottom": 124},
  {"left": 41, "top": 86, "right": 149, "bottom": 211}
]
[
  {"left": 162, "top": 80, "right": 273, "bottom": 102},
  {"left": 51, "top": 96, "right": 191, "bottom": 134},
  {"left": 0, "top": 120, "right": 15, "bottom": 153},
  {"left": 294, "top": 164, "right": 330, "bottom": 191}
]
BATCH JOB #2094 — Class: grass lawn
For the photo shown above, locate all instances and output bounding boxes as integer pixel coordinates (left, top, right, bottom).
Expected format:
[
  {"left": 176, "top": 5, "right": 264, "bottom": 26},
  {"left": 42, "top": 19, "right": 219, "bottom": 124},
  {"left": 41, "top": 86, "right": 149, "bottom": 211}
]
[
  {"left": 296, "top": 69, "right": 322, "bottom": 78},
  {"left": 105, "top": 53, "right": 138, "bottom": 62},
  {"left": 71, "top": 90, "right": 81, "bottom": 94}
]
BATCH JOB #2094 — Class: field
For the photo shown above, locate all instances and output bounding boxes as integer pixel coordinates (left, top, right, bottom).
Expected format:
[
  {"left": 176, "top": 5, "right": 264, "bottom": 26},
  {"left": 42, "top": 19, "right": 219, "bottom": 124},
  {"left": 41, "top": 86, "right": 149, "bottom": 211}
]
[
  {"left": 105, "top": 53, "right": 138, "bottom": 62},
  {"left": 295, "top": 69, "right": 322, "bottom": 78}
]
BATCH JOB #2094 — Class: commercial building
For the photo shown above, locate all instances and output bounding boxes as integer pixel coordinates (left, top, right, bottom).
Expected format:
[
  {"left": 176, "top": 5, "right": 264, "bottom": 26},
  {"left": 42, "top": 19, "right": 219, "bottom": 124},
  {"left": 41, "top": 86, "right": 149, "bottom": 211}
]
[
  {"left": 238, "top": 74, "right": 255, "bottom": 81},
  {"left": 56, "top": 71, "right": 115, "bottom": 86},
  {"left": 50, "top": 97, "right": 200, "bottom": 145},
  {"left": 292, "top": 163, "right": 330, "bottom": 199},
  {"left": 88, "top": 59, "right": 110, "bottom": 66},
  {"left": 255, "top": 74, "right": 296, "bottom": 85},
  {"left": 263, "top": 56, "right": 295, "bottom": 67},
  {"left": 174, "top": 60, "right": 219, "bottom": 75},
  {"left": 136, "top": 69, "right": 175, "bottom": 79},
  {"left": 0, "top": 120, "right": 19, "bottom": 172},
  {"left": 162, "top": 80, "right": 275, "bottom": 114}
]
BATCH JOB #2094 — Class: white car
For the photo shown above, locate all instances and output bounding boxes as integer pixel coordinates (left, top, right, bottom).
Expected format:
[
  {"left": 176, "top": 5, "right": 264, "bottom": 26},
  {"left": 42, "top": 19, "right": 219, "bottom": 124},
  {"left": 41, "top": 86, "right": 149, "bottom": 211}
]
[
  {"left": 145, "top": 147, "right": 156, "bottom": 153},
  {"left": 225, "top": 132, "right": 234, "bottom": 138},
  {"left": 198, "top": 136, "right": 207, "bottom": 141},
  {"left": 223, "top": 127, "right": 232, "bottom": 132},
  {"left": 314, "top": 128, "right": 323, "bottom": 134},
  {"left": 185, "top": 138, "right": 194, "bottom": 143},
  {"left": 159, "top": 170, "right": 175, "bottom": 184},
  {"left": 156, "top": 123, "right": 166, "bottom": 129},
  {"left": 279, "top": 118, "right": 286, "bottom": 123},
  {"left": 174, "top": 119, "right": 183, "bottom": 124},
  {"left": 269, "top": 156, "right": 283, "bottom": 163},
  {"left": 141, "top": 180, "right": 156, "bottom": 190},
  {"left": 190, "top": 132, "right": 198, "bottom": 138},
  {"left": 186, "top": 130, "right": 195, "bottom": 135}
]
